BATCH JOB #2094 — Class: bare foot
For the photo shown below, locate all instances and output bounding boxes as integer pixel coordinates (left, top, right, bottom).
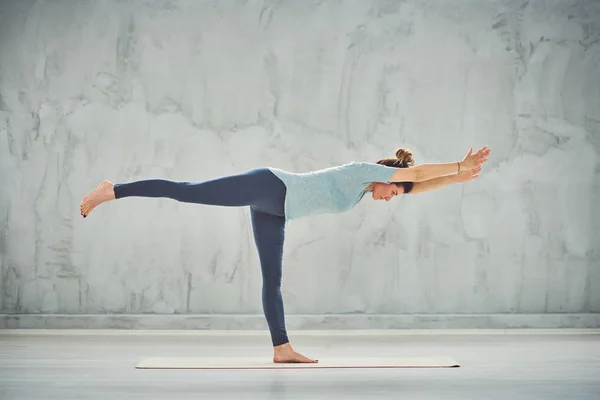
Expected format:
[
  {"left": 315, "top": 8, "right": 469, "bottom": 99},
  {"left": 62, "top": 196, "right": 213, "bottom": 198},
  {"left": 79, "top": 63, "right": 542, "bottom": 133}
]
[
  {"left": 273, "top": 343, "right": 318, "bottom": 364},
  {"left": 80, "top": 180, "right": 116, "bottom": 218}
]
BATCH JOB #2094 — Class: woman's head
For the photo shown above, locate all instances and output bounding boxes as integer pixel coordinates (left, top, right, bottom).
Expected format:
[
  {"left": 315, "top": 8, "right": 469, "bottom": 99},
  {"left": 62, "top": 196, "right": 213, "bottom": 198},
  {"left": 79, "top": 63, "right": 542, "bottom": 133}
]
[{"left": 370, "top": 147, "right": 415, "bottom": 201}]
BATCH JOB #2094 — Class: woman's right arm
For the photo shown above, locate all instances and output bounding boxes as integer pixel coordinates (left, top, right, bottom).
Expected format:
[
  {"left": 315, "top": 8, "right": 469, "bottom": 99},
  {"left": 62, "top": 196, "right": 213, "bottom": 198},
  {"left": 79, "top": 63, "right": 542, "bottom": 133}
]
[
  {"left": 391, "top": 162, "right": 459, "bottom": 182},
  {"left": 391, "top": 146, "right": 491, "bottom": 182}
]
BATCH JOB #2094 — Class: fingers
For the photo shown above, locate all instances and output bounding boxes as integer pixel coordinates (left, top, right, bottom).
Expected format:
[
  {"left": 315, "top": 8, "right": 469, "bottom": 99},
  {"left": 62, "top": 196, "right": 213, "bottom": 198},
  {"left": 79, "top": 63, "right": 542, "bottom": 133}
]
[
  {"left": 473, "top": 146, "right": 490, "bottom": 157},
  {"left": 478, "top": 146, "right": 491, "bottom": 158},
  {"left": 460, "top": 146, "right": 491, "bottom": 172},
  {"left": 465, "top": 147, "right": 491, "bottom": 168},
  {"left": 474, "top": 146, "right": 491, "bottom": 166}
]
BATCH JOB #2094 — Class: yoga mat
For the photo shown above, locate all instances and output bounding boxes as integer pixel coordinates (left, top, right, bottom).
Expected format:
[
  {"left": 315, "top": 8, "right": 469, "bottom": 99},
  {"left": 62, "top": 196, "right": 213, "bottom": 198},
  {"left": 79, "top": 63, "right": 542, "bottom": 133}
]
[{"left": 135, "top": 356, "right": 460, "bottom": 369}]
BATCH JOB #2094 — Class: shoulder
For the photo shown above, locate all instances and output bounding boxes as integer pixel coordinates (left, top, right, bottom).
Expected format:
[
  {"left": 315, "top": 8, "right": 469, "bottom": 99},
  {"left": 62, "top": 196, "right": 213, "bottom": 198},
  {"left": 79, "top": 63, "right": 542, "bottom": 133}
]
[
  {"left": 348, "top": 161, "right": 397, "bottom": 183},
  {"left": 330, "top": 161, "right": 396, "bottom": 174},
  {"left": 351, "top": 161, "right": 394, "bottom": 170},
  {"left": 342, "top": 161, "right": 373, "bottom": 168}
]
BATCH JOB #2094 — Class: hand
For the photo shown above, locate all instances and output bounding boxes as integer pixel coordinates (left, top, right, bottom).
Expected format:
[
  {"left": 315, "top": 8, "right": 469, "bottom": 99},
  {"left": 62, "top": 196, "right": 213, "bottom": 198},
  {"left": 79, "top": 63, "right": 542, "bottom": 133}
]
[
  {"left": 459, "top": 146, "right": 491, "bottom": 170},
  {"left": 455, "top": 165, "right": 481, "bottom": 183}
]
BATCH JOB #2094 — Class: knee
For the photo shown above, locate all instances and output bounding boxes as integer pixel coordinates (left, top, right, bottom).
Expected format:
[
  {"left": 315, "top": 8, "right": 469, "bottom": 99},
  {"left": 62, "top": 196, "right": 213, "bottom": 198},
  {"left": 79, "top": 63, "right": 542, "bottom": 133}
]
[
  {"left": 262, "top": 279, "right": 282, "bottom": 289},
  {"left": 262, "top": 279, "right": 282, "bottom": 295}
]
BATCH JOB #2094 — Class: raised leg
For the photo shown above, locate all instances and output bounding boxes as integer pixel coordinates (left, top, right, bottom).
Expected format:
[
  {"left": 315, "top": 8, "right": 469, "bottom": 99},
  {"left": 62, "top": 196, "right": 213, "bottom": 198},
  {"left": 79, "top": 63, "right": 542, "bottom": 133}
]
[
  {"left": 114, "top": 169, "right": 269, "bottom": 207},
  {"left": 81, "top": 168, "right": 286, "bottom": 217}
]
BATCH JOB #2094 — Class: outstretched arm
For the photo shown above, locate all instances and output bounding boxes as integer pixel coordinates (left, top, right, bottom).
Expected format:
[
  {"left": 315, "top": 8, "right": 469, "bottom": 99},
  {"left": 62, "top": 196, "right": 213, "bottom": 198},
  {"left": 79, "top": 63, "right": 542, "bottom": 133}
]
[
  {"left": 408, "top": 165, "right": 481, "bottom": 194},
  {"left": 391, "top": 146, "right": 490, "bottom": 183}
]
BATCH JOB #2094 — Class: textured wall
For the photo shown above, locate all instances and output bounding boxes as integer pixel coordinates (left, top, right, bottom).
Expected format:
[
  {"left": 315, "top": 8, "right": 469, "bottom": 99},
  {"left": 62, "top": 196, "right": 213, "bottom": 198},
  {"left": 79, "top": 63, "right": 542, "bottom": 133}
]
[{"left": 0, "top": 0, "right": 599, "bottom": 327}]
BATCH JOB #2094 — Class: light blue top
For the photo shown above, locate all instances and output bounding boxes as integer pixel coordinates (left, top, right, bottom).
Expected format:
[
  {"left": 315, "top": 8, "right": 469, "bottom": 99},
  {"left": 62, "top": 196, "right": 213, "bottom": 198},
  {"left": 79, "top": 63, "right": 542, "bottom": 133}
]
[{"left": 268, "top": 161, "right": 398, "bottom": 221}]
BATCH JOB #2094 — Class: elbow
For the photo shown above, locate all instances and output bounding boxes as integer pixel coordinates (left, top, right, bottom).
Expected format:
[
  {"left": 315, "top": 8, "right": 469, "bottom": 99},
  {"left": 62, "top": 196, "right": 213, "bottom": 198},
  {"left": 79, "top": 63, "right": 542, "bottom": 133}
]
[
  {"left": 412, "top": 167, "right": 423, "bottom": 182},
  {"left": 391, "top": 166, "right": 421, "bottom": 183}
]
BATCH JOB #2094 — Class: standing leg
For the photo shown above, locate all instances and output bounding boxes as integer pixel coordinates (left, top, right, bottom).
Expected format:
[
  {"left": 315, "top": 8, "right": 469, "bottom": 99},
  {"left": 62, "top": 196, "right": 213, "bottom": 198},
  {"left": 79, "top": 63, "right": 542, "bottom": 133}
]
[
  {"left": 250, "top": 209, "right": 317, "bottom": 363},
  {"left": 250, "top": 208, "right": 289, "bottom": 346}
]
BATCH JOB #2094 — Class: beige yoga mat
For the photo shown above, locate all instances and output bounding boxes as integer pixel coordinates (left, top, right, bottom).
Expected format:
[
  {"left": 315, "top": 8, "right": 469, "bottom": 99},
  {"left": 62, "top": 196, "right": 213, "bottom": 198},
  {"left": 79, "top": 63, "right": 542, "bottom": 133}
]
[{"left": 135, "top": 356, "right": 460, "bottom": 369}]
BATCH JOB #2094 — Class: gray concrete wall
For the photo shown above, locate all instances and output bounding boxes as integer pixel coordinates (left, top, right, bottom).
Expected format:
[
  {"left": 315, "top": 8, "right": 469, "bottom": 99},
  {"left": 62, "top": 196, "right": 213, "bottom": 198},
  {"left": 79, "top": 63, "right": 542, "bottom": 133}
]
[{"left": 1, "top": 0, "right": 599, "bottom": 329}]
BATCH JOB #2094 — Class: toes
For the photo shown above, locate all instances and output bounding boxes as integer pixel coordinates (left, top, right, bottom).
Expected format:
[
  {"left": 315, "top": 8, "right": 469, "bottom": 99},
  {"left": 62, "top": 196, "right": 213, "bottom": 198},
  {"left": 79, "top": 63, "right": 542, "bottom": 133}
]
[{"left": 296, "top": 353, "right": 316, "bottom": 363}]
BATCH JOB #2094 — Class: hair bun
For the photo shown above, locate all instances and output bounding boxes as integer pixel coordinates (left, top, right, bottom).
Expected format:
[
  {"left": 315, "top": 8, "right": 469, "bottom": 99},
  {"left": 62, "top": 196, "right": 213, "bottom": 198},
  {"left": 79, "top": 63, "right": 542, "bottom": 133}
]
[{"left": 395, "top": 147, "right": 415, "bottom": 167}]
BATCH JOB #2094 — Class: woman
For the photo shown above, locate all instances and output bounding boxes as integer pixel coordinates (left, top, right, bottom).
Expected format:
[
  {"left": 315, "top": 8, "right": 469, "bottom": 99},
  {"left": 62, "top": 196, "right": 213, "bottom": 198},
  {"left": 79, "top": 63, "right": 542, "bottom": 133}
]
[{"left": 80, "top": 145, "right": 491, "bottom": 363}]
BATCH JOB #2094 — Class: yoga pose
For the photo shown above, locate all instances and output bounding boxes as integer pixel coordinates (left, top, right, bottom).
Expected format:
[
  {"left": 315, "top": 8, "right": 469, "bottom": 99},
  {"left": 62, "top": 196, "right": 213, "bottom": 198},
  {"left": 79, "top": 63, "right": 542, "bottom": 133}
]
[{"left": 80, "top": 146, "right": 491, "bottom": 363}]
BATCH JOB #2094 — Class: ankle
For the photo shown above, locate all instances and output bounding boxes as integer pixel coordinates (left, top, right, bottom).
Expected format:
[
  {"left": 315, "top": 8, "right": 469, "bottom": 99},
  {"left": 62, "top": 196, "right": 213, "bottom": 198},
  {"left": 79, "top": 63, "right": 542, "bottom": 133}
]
[
  {"left": 273, "top": 342, "right": 291, "bottom": 353},
  {"left": 103, "top": 181, "right": 116, "bottom": 199}
]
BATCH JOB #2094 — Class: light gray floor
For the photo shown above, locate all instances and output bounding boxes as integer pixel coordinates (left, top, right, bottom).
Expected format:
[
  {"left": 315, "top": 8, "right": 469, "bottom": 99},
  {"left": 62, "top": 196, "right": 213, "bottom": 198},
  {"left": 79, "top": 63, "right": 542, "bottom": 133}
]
[{"left": 1, "top": 330, "right": 599, "bottom": 400}]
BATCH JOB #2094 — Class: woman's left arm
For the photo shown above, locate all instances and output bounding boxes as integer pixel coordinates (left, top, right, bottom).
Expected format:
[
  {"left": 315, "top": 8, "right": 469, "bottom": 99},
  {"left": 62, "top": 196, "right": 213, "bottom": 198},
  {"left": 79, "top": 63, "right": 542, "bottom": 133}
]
[
  {"left": 409, "top": 175, "right": 456, "bottom": 194},
  {"left": 408, "top": 165, "right": 481, "bottom": 195}
]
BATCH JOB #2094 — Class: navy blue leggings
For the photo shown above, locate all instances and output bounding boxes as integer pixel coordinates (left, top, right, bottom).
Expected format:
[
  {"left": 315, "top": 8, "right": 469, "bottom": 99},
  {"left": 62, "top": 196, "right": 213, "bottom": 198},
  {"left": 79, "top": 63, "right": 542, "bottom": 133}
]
[{"left": 113, "top": 168, "right": 289, "bottom": 347}]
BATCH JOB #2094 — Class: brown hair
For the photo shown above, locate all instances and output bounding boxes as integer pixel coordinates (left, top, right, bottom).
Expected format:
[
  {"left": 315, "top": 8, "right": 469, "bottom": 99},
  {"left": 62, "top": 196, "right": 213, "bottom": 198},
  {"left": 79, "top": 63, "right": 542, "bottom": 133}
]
[
  {"left": 376, "top": 147, "right": 415, "bottom": 168},
  {"left": 376, "top": 147, "right": 415, "bottom": 194}
]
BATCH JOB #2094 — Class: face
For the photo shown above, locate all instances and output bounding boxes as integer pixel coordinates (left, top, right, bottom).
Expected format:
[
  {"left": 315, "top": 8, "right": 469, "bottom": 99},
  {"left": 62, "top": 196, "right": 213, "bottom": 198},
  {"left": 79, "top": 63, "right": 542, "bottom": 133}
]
[{"left": 370, "top": 182, "right": 403, "bottom": 201}]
